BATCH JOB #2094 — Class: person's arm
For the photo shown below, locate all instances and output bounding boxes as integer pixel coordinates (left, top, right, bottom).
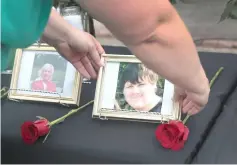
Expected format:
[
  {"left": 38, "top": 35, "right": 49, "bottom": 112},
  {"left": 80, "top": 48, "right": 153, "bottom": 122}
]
[
  {"left": 41, "top": 9, "right": 74, "bottom": 48},
  {"left": 76, "top": 0, "right": 209, "bottom": 95},
  {"left": 41, "top": 8, "right": 104, "bottom": 79}
]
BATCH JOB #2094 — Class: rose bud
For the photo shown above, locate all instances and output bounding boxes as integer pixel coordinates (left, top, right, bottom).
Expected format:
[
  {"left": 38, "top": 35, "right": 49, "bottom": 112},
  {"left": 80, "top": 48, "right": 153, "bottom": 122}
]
[
  {"left": 155, "top": 120, "right": 189, "bottom": 151},
  {"left": 21, "top": 119, "right": 50, "bottom": 144}
]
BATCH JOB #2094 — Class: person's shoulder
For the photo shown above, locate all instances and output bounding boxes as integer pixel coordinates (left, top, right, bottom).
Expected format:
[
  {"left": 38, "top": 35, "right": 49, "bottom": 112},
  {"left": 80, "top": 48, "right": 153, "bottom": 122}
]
[{"left": 1, "top": 0, "right": 53, "bottom": 48}]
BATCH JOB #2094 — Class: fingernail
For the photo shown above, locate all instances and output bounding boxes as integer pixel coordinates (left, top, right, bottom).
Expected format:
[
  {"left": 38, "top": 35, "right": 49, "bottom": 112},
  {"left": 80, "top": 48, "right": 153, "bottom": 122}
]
[
  {"left": 92, "top": 74, "right": 97, "bottom": 79},
  {"left": 182, "top": 108, "right": 188, "bottom": 113},
  {"left": 100, "top": 60, "right": 104, "bottom": 66},
  {"left": 85, "top": 75, "right": 91, "bottom": 80},
  {"left": 187, "top": 111, "right": 193, "bottom": 116}
]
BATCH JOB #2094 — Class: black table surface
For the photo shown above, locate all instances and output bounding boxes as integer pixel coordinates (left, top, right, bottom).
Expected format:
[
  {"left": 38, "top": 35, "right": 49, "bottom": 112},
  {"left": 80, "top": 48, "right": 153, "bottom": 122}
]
[
  {"left": 193, "top": 86, "right": 237, "bottom": 164},
  {"left": 2, "top": 46, "right": 237, "bottom": 164}
]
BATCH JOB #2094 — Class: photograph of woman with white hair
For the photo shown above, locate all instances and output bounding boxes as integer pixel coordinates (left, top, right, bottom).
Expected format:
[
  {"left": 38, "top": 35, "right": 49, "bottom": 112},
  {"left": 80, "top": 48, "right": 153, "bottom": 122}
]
[
  {"left": 29, "top": 53, "right": 67, "bottom": 94},
  {"left": 115, "top": 63, "right": 164, "bottom": 113},
  {"left": 31, "top": 63, "right": 57, "bottom": 92}
]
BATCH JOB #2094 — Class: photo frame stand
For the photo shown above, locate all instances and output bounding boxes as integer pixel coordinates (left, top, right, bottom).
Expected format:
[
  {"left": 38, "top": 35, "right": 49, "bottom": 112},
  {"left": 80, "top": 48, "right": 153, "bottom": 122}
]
[
  {"left": 7, "top": 88, "right": 71, "bottom": 107},
  {"left": 96, "top": 107, "right": 181, "bottom": 124}
]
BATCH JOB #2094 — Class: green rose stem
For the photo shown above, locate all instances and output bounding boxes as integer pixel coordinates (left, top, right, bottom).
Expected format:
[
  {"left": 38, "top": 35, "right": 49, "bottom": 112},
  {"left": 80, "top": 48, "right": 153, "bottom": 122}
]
[
  {"left": 1, "top": 87, "right": 8, "bottom": 99},
  {"left": 42, "top": 100, "right": 94, "bottom": 143},
  {"left": 48, "top": 100, "right": 94, "bottom": 126},
  {"left": 182, "top": 67, "right": 224, "bottom": 124},
  {"left": 1, "top": 88, "right": 6, "bottom": 93}
]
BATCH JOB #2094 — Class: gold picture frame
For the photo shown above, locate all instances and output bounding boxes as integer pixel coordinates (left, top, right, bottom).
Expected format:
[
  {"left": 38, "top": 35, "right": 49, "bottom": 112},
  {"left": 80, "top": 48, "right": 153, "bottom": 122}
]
[
  {"left": 8, "top": 45, "right": 82, "bottom": 106},
  {"left": 92, "top": 54, "right": 181, "bottom": 123}
]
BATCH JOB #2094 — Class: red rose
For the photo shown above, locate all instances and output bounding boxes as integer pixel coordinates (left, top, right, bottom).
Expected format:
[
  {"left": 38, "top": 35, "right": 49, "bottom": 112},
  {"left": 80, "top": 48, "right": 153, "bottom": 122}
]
[
  {"left": 21, "top": 119, "right": 50, "bottom": 144},
  {"left": 155, "top": 120, "right": 189, "bottom": 151}
]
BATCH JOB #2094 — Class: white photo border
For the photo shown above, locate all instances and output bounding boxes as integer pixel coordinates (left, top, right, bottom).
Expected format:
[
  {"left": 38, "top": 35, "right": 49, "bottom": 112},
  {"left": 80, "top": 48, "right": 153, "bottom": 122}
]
[
  {"left": 92, "top": 54, "right": 181, "bottom": 123},
  {"left": 8, "top": 45, "right": 82, "bottom": 106}
]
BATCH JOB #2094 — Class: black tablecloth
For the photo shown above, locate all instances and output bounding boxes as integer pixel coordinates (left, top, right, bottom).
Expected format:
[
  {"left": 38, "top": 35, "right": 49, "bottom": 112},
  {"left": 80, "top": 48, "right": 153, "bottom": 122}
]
[
  {"left": 193, "top": 86, "right": 237, "bottom": 164},
  {"left": 2, "top": 46, "right": 237, "bottom": 164}
]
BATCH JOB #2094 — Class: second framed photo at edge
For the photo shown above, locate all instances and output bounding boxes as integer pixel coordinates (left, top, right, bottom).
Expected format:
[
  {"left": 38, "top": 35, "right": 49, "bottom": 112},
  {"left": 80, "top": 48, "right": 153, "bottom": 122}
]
[
  {"left": 92, "top": 54, "right": 181, "bottom": 123},
  {"left": 8, "top": 45, "right": 82, "bottom": 106}
]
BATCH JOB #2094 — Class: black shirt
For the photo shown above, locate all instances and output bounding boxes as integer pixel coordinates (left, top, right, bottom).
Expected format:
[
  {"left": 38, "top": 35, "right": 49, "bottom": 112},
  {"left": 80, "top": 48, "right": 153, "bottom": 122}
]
[{"left": 149, "top": 101, "right": 162, "bottom": 113}]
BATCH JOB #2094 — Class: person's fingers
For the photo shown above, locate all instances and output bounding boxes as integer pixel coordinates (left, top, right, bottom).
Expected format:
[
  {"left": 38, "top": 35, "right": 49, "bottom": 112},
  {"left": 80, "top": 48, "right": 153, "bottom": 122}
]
[
  {"left": 72, "top": 60, "right": 91, "bottom": 79},
  {"left": 187, "top": 106, "right": 200, "bottom": 116},
  {"left": 193, "top": 105, "right": 204, "bottom": 115},
  {"left": 183, "top": 98, "right": 190, "bottom": 107},
  {"left": 191, "top": 109, "right": 200, "bottom": 115},
  {"left": 187, "top": 107, "right": 196, "bottom": 116},
  {"left": 173, "top": 92, "right": 180, "bottom": 102},
  {"left": 88, "top": 44, "right": 104, "bottom": 68},
  {"left": 56, "top": 44, "right": 91, "bottom": 79},
  {"left": 87, "top": 34, "right": 104, "bottom": 67},
  {"left": 182, "top": 101, "right": 194, "bottom": 113},
  {"left": 91, "top": 59, "right": 100, "bottom": 71},
  {"left": 100, "top": 56, "right": 105, "bottom": 65},
  {"left": 87, "top": 54, "right": 101, "bottom": 71},
  {"left": 173, "top": 87, "right": 185, "bottom": 113},
  {"left": 174, "top": 86, "right": 184, "bottom": 102},
  {"left": 80, "top": 54, "right": 97, "bottom": 79},
  {"left": 91, "top": 35, "right": 105, "bottom": 55},
  {"left": 90, "top": 35, "right": 105, "bottom": 66}
]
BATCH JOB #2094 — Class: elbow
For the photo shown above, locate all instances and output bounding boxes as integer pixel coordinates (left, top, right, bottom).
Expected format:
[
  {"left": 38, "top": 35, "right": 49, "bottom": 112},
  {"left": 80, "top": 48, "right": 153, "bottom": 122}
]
[{"left": 128, "top": 4, "right": 177, "bottom": 47}]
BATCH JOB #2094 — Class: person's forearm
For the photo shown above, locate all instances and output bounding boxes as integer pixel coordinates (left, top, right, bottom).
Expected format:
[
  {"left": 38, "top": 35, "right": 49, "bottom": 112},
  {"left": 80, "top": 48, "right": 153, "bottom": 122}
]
[
  {"left": 76, "top": 0, "right": 209, "bottom": 95},
  {"left": 41, "top": 9, "right": 73, "bottom": 47},
  {"left": 128, "top": 12, "right": 209, "bottom": 95}
]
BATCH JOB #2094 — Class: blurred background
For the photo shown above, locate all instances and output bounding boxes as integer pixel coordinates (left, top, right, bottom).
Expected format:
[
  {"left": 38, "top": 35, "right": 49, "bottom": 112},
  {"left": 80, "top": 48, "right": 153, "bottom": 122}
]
[
  {"left": 91, "top": 0, "right": 237, "bottom": 47},
  {"left": 3, "top": 0, "right": 237, "bottom": 72}
]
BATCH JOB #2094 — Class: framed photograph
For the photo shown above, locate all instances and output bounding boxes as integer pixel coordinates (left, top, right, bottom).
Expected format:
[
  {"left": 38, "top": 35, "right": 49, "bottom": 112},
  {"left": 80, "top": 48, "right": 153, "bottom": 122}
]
[
  {"left": 8, "top": 45, "right": 82, "bottom": 105},
  {"left": 92, "top": 54, "right": 181, "bottom": 123}
]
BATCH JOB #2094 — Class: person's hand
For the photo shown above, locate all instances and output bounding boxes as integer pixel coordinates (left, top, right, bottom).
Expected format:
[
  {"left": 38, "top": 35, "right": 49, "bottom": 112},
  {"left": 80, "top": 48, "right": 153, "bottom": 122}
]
[
  {"left": 174, "top": 83, "right": 210, "bottom": 115},
  {"left": 54, "top": 29, "right": 105, "bottom": 79}
]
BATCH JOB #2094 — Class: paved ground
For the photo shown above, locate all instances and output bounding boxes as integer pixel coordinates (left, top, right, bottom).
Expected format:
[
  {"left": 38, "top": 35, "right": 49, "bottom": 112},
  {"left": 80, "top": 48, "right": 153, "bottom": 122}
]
[
  {"left": 175, "top": 0, "right": 237, "bottom": 40},
  {"left": 93, "top": 0, "right": 237, "bottom": 48}
]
